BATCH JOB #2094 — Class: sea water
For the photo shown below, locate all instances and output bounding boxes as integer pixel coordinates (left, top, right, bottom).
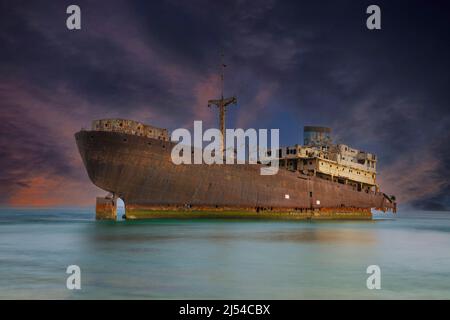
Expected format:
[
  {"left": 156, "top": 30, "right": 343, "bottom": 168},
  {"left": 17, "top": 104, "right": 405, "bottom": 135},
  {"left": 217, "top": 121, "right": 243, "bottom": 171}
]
[{"left": 0, "top": 208, "right": 449, "bottom": 299}]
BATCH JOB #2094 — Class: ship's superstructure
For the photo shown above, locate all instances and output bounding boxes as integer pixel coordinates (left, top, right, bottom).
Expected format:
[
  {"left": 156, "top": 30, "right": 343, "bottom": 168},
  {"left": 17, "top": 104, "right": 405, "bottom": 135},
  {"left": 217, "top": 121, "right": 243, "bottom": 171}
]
[{"left": 278, "top": 126, "right": 379, "bottom": 193}]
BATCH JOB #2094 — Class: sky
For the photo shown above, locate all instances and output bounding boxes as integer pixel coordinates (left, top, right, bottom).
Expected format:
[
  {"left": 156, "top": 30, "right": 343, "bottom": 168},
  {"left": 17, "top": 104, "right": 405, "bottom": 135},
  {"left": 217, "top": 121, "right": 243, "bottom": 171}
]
[{"left": 0, "top": 0, "right": 449, "bottom": 210}]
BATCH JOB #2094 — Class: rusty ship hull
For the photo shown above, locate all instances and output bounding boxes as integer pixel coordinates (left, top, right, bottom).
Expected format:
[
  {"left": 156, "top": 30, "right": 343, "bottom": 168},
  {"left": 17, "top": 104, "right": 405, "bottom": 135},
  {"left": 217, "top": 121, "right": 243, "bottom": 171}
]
[{"left": 75, "top": 130, "right": 396, "bottom": 220}]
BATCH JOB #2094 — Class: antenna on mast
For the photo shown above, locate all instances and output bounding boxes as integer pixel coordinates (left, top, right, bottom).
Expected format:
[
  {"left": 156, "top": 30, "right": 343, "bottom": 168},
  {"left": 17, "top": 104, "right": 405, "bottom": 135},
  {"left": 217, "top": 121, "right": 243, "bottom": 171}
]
[
  {"left": 220, "top": 52, "right": 225, "bottom": 99},
  {"left": 208, "top": 52, "right": 237, "bottom": 155}
]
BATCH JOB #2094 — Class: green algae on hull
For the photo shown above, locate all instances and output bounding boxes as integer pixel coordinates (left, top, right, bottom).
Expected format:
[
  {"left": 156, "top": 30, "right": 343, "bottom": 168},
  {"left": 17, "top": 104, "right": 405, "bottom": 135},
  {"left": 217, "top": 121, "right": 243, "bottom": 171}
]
[{"left": 125, "top": 209, "right": 372, "bottom": 220}]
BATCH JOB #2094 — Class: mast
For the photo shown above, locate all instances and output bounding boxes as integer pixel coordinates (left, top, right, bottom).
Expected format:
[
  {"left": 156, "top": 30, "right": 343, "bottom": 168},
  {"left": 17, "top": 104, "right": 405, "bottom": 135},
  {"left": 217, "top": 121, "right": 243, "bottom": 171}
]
[{"left": 207, "top": 53, "right": 237, "bottom": 154}]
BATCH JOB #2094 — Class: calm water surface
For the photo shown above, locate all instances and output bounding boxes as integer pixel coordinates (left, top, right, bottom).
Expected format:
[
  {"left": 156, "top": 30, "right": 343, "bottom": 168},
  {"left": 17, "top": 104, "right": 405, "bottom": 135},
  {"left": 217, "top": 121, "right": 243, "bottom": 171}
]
[{"left": 0, "top": 208, "right": 449, "bottom": 299}]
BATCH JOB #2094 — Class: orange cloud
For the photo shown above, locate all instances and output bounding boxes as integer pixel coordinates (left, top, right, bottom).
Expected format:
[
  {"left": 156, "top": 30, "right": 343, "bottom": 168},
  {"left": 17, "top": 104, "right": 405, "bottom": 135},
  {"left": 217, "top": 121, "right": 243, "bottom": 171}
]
[
  {"left": 8, "top": 174, "right": 100, "bottom": 207},
  {"left": 187, "top": 73, "right": 221, "bottom": 128}
]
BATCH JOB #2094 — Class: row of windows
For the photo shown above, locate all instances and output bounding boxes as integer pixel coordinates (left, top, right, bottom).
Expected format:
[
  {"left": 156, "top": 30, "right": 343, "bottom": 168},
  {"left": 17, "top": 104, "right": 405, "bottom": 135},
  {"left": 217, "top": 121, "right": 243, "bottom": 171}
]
[
  {"left": 286, "top": 149, "right": 297, "bottom": 155},
  {"left": 97, "top": 122, "right": 157, "bottom": 134},
  {"left": 319, "top": 161, "right": 375, "bottom": 178}
]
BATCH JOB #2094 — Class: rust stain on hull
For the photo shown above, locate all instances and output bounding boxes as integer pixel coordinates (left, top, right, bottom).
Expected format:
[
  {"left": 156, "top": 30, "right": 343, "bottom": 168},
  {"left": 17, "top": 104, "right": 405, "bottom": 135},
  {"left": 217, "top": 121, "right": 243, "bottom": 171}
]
[{"left": 95, "top": 196, "right": 116, "bottom": 220}]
